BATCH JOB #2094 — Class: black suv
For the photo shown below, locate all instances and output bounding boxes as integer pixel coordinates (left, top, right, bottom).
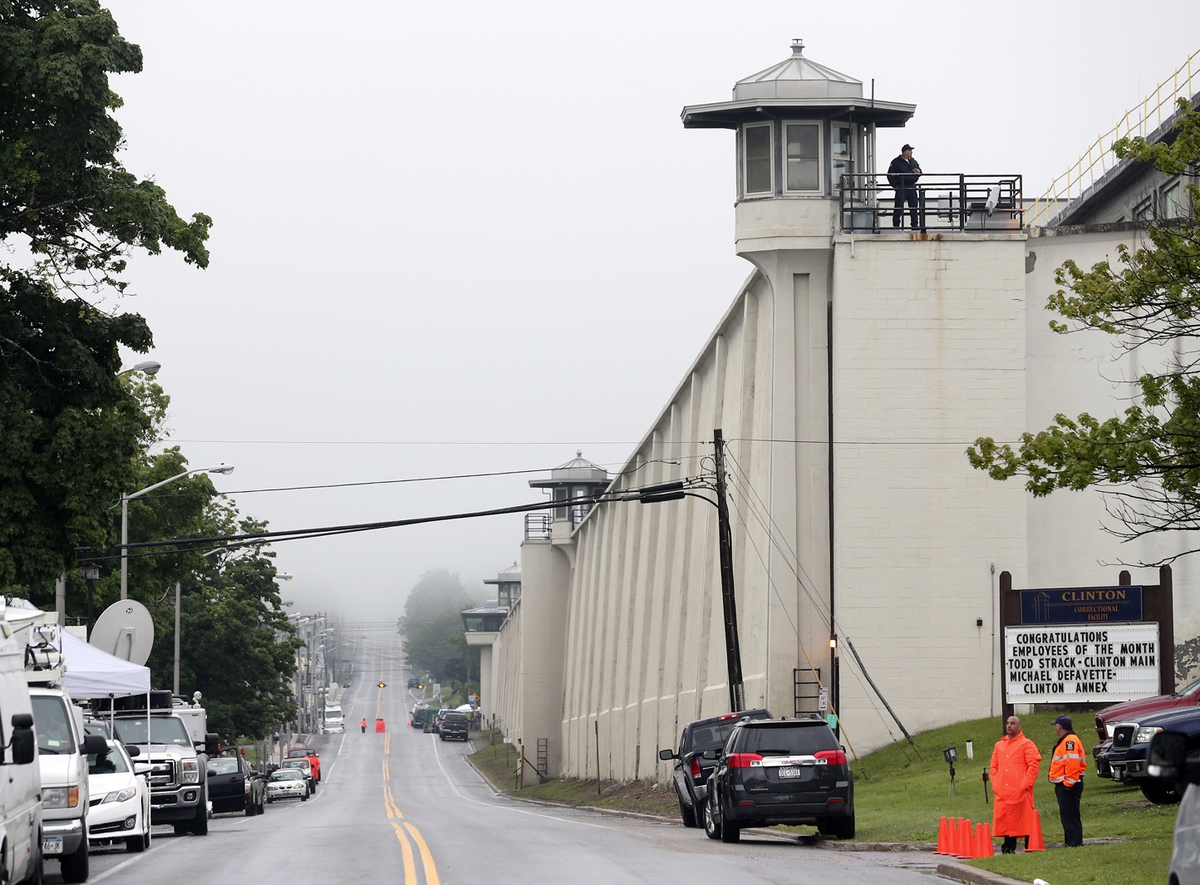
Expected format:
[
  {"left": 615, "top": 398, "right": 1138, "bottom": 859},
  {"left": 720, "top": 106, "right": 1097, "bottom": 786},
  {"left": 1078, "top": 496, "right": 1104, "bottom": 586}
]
[
  {"left": 658, "top": 709, "right": 772, "bottom": 827},
  {"left": 439, "top": 712, "right": 469, "bottom": 741},
  {"left": 703, "top": 717, "right": 854, "bottom": 842}
]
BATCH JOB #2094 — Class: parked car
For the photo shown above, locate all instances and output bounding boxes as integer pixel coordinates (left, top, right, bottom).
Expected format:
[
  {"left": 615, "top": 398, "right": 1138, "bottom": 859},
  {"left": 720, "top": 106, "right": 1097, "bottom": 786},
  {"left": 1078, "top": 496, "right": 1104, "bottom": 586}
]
[
  {"left": 1094, "top": 674, "right": 1200, "bottom": 775},
  {"left": 1104, "top": 706, "right": 1200, "bottom": 803},
  {"left": 439, "top": 712, "right": 470, "bottom": 741},
  {"left": 266, "top": 769, "right": 308, "bottom": 803},
  {"left": 703, "top": 716, "right": 854, "bottom": 843},
  {"left": 407, "top": 678, "right": 419, "bottom": 689},
  {"left": 208, "top": 754, "right": 267, "bottom": 816},
  {"left": 1146, "top": 731, "right": 1200, "bottom": 884},
  {"left": 287, "top": 746, "right": 320, "bottom": 783},
  {"left": 658, "top": 709, "right": 773, "bottom": 827},
  {"left": 281, "top": 758, "right": 315, "bottom": 794},
  {"left": 410, "top": 704, "right": 429, "bottom": 728},
  {"left": 86, "top": 739, "right": 151, "bottom": 853},
  {"left": 432, "top": 709, "right": 452, "bottom": 734}
]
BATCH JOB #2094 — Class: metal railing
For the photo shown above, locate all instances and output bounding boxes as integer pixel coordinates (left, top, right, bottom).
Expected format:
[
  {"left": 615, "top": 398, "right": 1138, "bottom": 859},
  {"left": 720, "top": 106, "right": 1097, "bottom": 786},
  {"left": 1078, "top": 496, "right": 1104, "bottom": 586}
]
[
  {"left": 840, "top": 173, "right": 1023, "bottom": 232},
  {"left": 1028, "top": 49, "right": 1200, "bottom": 227},
  {"left": 524, "top": 512, "right": 551, "bottom": 539}
]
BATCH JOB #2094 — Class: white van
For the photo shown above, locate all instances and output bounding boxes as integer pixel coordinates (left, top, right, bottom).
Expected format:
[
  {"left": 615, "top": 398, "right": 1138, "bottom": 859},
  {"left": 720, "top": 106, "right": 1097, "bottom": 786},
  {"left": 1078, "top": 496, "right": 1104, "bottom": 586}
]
[
  {"left": 0, "top": 620, "right": 44, "bottom": 884},
  {"left": 1147, "top": 731, "right": 1200, "bottom": 885},
  {"left": 322, "top": 705, "right": 344, "bottom": 734}
]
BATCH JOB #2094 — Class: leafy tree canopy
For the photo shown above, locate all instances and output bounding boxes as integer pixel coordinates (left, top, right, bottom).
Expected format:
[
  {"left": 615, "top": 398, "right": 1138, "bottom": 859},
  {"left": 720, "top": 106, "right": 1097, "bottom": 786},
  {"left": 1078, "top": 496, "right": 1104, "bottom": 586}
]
[
  {"left": 401, "top": 569, "right": 471, "bottom": 635},
  {"left": 1, "top": 1, "right": 210, "bottom": 595},
  {"left": 403, "top": 609, "right": 479, "bottom": 685},
  {"left": 968, "top": 100, "right": 1200, "bottom": 549}
]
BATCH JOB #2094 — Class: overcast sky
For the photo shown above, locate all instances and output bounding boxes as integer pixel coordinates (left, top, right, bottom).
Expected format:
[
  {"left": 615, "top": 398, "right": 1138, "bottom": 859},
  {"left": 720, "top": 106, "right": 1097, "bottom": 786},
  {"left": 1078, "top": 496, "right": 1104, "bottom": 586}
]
[{"left": 98, "top": 1, "right": 1200, "bottom": 623}]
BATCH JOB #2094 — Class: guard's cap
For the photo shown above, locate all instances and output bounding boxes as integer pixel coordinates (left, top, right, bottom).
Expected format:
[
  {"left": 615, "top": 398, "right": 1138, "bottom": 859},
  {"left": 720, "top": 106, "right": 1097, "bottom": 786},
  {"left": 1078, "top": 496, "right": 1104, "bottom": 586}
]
[
  {"left": 901, "top": 144, "right": 915, "bottom": 152},
  {"left": 1051, "top": 714, "right": 1074, "bottom": 730}
]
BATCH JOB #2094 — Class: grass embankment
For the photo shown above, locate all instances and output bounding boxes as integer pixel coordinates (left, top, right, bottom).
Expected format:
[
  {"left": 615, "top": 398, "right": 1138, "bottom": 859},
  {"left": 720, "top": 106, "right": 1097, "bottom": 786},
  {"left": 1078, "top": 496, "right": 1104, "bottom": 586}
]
[{"left": 471, "top": 716, "right": 1177, "bottom": 885}]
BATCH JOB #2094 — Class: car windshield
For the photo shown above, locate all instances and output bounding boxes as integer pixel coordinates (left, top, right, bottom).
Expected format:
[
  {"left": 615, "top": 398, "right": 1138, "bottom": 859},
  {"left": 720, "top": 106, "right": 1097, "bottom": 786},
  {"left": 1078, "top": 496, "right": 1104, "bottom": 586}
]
[
  {"left": 1182, "top": 675, "right": 1200, "bottom": 697},
  {"left": 112, "top": 716, "right": 193, "bottom": 746},
  {"left": 445, "top": 714, "right": 466, "bottom": 723},
  {"left": 735, "top": 725, "right": 839, "bottom": 756},
  {"left": 282, "top": 760, "right": 308, "bottom": 771},
  {"left": 270, "top": 770, "right": 301, "bottom": 781},
  {"left": 87, "top": 747, "right": 129, "bottom": 775},
  {"left": 209, "top": 758, "right": 240, "bottom": 776},
  {"left": 31, "top": 695, "right": 75, "bottom": 755}
]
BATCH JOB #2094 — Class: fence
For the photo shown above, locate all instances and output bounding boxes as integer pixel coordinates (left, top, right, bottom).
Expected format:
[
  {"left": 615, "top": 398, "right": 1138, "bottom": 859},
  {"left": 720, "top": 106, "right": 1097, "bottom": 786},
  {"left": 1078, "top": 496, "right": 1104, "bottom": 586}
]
[{"left": 840, "top": 173, "right": 1023, "bottom": 233}]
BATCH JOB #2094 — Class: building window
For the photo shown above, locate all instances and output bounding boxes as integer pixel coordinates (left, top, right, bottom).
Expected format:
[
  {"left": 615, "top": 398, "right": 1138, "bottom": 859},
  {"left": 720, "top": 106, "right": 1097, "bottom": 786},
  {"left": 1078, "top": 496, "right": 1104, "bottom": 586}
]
[
  {"left": 1133, "top": 198, "right": 1153, "bottom": 222},
  {"left": 1162, "top": 182, "right": 1183, "bottom": 219},
  {"left": 743, "top": 124, "right": 773, "bottom": 196},
  {"left": 832, "top": 124, "right": 853, "bottom": 190},
  {"left": 784, "top": 122, "right": 821, "bottom": 192}
]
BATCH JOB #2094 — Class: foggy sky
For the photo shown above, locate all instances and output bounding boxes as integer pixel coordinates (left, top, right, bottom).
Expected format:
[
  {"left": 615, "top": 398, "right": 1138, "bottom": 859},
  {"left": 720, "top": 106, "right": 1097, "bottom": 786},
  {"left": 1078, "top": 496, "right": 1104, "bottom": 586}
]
[{"left": 98, "top": 0, "right": 1200, "bottom": 621}]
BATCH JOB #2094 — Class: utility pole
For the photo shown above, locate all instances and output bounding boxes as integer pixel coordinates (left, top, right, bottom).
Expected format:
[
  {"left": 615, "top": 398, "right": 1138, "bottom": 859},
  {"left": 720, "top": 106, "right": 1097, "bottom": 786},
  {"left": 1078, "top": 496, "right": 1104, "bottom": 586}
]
[{"left": 713, "top": 429, "right": 746, "bottom": 712}]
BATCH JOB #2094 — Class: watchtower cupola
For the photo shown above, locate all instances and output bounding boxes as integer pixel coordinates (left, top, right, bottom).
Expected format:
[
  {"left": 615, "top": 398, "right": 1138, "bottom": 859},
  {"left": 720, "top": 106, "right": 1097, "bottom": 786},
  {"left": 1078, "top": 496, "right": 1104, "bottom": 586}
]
[{"left": 682, "top": 40, "right": 914, "bottom": 208}]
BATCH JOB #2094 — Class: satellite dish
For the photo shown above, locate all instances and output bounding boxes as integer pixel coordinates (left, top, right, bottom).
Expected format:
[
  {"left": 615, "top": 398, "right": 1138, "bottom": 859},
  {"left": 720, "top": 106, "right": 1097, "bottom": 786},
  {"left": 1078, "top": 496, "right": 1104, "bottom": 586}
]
[{"left": 90, "top": 600, "right": 155, "bottom": 666}]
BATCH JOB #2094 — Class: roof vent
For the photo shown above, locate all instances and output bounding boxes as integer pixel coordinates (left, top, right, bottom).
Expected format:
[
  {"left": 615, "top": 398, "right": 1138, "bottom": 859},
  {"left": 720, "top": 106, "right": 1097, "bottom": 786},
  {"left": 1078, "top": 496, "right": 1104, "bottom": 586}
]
[{"left": 791, "top": 38, "right": 804, "bottom": 56}]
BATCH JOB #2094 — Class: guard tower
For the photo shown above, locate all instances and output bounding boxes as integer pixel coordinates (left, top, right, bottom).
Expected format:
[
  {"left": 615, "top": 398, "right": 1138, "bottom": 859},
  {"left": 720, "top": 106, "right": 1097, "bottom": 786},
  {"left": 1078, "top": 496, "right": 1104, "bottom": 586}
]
[
  {"left": 529, "top": 452, "right": 610, "bottom": 537},
  {"left": 682, "top": 39, "right": 914, "bottom": 253}
]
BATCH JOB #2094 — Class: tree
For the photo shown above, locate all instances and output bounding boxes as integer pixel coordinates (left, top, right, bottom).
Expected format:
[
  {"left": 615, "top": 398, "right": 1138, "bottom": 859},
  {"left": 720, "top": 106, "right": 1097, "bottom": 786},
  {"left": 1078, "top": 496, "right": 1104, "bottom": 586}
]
[
  {"left": 403, "top": 609, "right": 479, "bottom": 685},
  {"left": 968, "top": 100, "right": 1200, "bottom": 553},
  {"left": 0, "top": 0, "right": 210, "bottom": 597},
  {"left": 401, "top": 569, "right": 471, "bottom": 636}
]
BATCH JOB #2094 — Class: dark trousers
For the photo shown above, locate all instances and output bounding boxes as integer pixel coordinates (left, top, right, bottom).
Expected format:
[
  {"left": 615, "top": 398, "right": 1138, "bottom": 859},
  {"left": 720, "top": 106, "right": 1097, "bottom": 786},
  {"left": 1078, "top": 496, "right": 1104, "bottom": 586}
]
[
  {"left": 893, "top": 188, "right": 919, "bottom": 228},
  {"left": 1000, "top": 835, "right": 1029, "bottom": 853},
  {"left": 1055, "top": 780, "right": 1084, "bottom": 846}
]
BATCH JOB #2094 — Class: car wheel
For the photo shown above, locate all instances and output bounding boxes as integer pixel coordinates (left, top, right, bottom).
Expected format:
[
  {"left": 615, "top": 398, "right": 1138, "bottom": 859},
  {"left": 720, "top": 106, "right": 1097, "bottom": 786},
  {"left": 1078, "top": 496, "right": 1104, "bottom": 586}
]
[
  {"left": 720, "top": 818, "right": 741, "bottom": 843},
  {"left": 703, "top": 791, "right": 722, "bottom": 840},
  {"left": 245, "top": 800, "right": 255, "bottom": 817},
  {"left": 126, "top": 832, "right": 147, "bottom": 853},
  {"left": 301, "top": 793, "right": 308, "bottom": 802},
  {"left": 191, "top": 794, "right": 209, "bottom": 836},
  {"left": 1140, "top": 781, "right": 1182, "bottom": 804},
  {"left": 676, "top": 788, "right": 698, "bottom": 828},
  {"left": 818, "top": 813, "right": 856, "bottom": 840},
  {"left": 173, "top": 824, "right": 189, "bottom": 835},
  {"left": 59, "top": 836, "right": 89, "bottom": 883}
]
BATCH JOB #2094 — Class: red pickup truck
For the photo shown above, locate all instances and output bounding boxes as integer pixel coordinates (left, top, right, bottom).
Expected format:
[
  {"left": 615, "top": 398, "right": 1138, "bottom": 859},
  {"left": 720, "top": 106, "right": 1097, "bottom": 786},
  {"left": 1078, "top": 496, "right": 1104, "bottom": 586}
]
[{"left": 287, "top": 747, "right": 320, "bottom": 783}]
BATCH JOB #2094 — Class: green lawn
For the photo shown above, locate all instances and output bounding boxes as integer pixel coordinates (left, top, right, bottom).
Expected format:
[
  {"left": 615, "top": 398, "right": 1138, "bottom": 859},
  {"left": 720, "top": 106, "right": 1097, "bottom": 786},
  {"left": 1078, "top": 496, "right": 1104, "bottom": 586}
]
[{"left": 846, "top": 712, "right": 1175, "bottom": 885}]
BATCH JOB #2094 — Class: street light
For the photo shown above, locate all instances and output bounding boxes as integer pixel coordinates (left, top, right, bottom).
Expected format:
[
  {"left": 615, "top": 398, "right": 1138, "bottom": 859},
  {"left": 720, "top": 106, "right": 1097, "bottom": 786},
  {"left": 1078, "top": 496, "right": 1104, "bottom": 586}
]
[
  {"left": 118, "top": 360, "right": 161, "bottom": 377},
  {"left": 120, "top": 464, "right": 235, "bottom": 600}
]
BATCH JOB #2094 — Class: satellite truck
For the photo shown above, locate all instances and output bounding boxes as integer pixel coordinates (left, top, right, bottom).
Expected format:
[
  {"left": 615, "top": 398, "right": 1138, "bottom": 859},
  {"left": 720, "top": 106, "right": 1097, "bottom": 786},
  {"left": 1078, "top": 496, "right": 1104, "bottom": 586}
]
[{"left": 0, "top": 607, "right": 43, "bottom": 885}]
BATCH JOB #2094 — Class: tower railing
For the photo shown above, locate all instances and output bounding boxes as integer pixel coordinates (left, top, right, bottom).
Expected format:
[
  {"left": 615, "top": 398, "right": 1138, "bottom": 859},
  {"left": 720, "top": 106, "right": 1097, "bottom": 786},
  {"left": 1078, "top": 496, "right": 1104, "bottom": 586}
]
[{"left": 839, "top": 173, "right": 1023, "bottom": 233}]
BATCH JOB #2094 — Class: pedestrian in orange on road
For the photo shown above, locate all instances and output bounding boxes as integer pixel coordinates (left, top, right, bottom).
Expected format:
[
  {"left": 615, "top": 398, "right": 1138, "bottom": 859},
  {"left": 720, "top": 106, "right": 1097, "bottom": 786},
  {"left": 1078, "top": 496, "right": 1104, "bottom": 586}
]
[
  {"left": 990, "top": 715, "right": 1042, "bottom": 854},
  {"left": 361, "top": 718, "right": 367, "bottom": 733}
]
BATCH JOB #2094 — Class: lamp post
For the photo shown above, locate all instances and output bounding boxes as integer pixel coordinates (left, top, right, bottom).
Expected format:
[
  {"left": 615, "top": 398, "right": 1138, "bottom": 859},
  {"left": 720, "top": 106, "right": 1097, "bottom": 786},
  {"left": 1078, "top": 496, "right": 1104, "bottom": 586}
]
[
  {"left": 80, "top": 563, "right": 101, "bottom": 640},
  {"left": 120, "top": 464, "right": 234, "bottom": 600},
  {"left": 118, "top": 360, "right": 161, "bottom": 377}
]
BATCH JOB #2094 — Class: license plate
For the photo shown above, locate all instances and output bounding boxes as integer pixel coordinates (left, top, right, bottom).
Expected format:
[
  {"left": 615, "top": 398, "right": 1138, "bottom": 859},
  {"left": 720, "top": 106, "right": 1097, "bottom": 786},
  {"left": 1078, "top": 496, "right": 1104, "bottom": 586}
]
[
  {"left": 777, "top": 767, "right": 802, "bottom": 778},
  {"left": 43, "top": 837, "right": 63, "bottom": 855}
]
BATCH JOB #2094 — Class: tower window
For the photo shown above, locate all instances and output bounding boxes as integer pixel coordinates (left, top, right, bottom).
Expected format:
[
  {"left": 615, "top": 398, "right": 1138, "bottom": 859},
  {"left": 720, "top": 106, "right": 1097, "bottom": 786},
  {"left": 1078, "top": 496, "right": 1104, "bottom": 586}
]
[
  {"left": 743, "top": 124, "right": 773, "bottom": 195},
  {"left": 784, "top": 122, "right": 821, "bottom": 192}
]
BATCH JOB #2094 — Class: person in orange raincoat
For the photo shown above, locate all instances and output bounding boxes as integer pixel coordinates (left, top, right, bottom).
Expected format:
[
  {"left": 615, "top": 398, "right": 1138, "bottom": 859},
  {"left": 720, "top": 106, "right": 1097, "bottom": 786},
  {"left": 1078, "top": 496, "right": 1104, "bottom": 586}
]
[{"left": 989, "top": 715, "right": 1042, "bottom": 853}]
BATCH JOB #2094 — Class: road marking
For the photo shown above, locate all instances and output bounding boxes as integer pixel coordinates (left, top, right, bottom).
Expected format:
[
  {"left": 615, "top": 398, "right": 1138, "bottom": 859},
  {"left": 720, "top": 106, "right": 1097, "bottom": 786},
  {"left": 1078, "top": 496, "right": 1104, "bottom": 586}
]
[
  {"left": 390, "top": 821, "right": 417, "bottom": 883},
  {"left": 384, "top": 784, "right": 403, "bottom": 819},
  {"left": 404, "top": 822, "right": 441, "bottom": 885},
  {"left": 385, "top": 732, "right": 391, "bottom": 755},
  {"left": 88, "top": 841, "right": 164, "bottom": 883},
  {"left": 383, "top": 758, "right": 390, "bottom": 781}
]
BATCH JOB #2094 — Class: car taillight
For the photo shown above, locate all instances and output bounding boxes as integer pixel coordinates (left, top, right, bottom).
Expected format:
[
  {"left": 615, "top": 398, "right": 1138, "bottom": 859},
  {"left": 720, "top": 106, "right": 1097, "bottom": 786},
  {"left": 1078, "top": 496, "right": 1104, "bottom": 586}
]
[
  {"left": 815, "top": 750, "right": 847, "bottom": 765},
  {"left": 690, "top": 758, "right": 702, "bottom": 779},
  {"left": 727, "top": 753, "right": 763, "bottom": 769}
]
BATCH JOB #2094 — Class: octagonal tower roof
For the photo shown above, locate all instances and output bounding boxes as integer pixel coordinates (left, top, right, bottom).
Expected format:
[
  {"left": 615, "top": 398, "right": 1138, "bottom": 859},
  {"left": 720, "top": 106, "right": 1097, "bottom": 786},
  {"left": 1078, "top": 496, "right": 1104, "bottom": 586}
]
[{"left": 682, "top": 39, "right": 915, "bottom": 130}]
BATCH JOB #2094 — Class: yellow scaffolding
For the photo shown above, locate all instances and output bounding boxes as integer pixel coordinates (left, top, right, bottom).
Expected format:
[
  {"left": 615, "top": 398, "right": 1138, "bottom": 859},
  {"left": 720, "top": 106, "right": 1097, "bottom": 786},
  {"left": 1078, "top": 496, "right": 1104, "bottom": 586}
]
[{"left": 1029, "top": 49, "right": 1200, "bottom": 228}]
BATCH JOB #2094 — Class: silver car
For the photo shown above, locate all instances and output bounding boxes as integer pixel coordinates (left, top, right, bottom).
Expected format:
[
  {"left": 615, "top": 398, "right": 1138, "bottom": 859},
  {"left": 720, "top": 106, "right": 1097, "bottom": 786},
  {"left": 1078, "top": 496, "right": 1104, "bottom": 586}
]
[{"left": 266, "top": 769, "right": 307, "bottom": 803}]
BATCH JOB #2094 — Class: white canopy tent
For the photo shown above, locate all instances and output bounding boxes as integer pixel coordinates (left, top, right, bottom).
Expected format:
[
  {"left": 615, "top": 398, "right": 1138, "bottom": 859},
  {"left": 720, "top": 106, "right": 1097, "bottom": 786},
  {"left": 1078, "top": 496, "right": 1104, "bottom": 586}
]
[{"left": 57, "top": 628, "right": 150, "bottom": 699}]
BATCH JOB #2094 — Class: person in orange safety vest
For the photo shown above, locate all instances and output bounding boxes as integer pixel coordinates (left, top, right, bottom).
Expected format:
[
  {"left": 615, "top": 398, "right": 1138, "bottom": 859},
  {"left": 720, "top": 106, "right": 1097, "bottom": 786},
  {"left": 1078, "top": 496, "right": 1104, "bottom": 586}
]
[
  {"left": 990, "top": 715, "right": 1042, "bottom": 853},
  {"left": 1048, "top": 714, "right": 1086, "bottom": 847}
]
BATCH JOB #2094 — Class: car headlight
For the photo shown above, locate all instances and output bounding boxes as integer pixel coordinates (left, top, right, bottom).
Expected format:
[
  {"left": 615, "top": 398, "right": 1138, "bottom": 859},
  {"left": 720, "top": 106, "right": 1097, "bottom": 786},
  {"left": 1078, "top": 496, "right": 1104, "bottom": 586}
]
[
  {"left": 42, "top": 786, "right": 80, "bottom": 808},
  {"left": 102, "top": 787, "right": 139, "bottom": 804},
  {"left": 1105, "top": 722, "right": 1115, "bottom": 738},
  {"left": 181, "top": 758, "right": 200, "bottom": 784},
  {"left": 1135, "top": 726, "right": 1163, "bottom": 744}
]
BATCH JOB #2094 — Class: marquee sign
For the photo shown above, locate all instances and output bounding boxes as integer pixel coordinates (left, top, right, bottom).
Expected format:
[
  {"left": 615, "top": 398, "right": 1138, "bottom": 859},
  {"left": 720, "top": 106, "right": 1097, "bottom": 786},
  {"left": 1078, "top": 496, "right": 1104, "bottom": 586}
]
[{"left": 1003, "top": 623, "right": 1160, "bottom": 704}]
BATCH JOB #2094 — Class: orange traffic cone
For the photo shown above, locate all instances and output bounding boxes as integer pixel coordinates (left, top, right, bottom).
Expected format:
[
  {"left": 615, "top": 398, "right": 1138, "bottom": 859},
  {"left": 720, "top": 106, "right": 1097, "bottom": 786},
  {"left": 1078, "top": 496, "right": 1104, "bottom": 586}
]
[
  {"left": 975, "top": 822, "right": 994, "bottom": 857},
  {"left": 957, "top": 818, "right": 975, "bottom": 858},
  {"left": 1026, "top": 810, "right": 1045, "bottom": 852},
  {"left": 935, "top": 816, "right": 949, "bottom": 855}
]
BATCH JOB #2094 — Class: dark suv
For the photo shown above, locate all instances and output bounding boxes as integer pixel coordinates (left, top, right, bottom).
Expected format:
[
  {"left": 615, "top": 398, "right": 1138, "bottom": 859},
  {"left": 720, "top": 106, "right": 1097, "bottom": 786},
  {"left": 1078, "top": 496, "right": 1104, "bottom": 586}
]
[
  {"left": 439, "top": 712, "right": 469, "bottom": 742},
  {"left": 658, "top": 709, "right": 772, "bottom": 827},
  {"left": 703, "top": 717, "right": 854, "bottom": 842},
  {"left": 1104, "top": 706, "right": 1200, "bottom": 803}
]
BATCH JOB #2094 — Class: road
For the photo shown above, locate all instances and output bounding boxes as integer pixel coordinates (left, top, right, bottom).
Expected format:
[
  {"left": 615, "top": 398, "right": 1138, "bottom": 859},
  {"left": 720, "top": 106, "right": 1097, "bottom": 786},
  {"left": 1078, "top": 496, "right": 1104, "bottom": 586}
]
[{"left": 70, "top": 634, "right": 942, "bottom": 885}]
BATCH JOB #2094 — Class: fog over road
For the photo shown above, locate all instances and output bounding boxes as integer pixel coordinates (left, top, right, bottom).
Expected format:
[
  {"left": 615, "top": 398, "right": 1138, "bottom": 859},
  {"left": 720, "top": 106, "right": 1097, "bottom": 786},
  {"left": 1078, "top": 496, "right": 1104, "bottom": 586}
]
[{"left": 74, "top": 631, "right": 940, "bottom": 885}]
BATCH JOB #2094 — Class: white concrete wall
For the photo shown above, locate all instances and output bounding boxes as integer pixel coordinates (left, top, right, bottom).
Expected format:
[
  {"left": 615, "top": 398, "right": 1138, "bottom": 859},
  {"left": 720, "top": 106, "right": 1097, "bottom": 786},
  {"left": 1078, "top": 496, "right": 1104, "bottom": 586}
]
[{"left": 830, "top": 234, "right": 1030, "bottom": 746}]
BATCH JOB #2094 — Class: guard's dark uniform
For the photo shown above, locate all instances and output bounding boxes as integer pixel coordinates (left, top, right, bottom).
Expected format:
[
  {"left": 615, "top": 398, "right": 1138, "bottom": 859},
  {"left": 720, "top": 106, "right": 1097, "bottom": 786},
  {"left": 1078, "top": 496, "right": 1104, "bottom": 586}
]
[{"left": 1049, "top": 731, "right": 1086, "bottom": 846}]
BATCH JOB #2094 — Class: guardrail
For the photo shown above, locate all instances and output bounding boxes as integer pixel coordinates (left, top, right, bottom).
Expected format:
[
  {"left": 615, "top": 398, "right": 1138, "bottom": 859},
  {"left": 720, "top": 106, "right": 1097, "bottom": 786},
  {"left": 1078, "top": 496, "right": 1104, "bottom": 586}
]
[{"left": 839, "top": 173, "right": 1024, "bottom": 233}]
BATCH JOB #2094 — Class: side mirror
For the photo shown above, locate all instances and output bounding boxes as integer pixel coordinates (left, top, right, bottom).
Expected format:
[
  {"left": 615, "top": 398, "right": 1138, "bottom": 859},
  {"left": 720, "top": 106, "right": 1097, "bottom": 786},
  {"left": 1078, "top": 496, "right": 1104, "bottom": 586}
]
[
  {"left": 204, "top": 733, "right": 220, "bottom": 756},
  {"left": 82, "top": 734, "right": 108, "bottom": 755},
  {"left": 1148, "top": 731, "right": 1200, "bottom": 784},
  {"left": 126, "top": 744, "right": 140, "bottom": 758},
  {"left": 658, "top": 748, "right": 677, "bottom": 761},
  {"left": 10, "top": 714, "right": 35, "bottom": 765}
]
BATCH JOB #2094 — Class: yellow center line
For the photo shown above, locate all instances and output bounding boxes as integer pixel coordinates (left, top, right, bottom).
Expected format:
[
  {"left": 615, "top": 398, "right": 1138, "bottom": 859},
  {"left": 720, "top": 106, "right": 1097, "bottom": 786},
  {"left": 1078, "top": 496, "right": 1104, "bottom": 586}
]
[
  {"left": 390, "top": 822, "right": 417, "bottom": 884},
  {"left": 384, "top": 785, "right": 403, "bottom": 819},
  {"left": 404, "top": 823, "right": 441, "bottom": 885},
  {"left": 385, "top": 732, "right": 391, "bottom": 755},
  {"left": 383, "top": 758, "right": 390, "bottom": 782}
]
